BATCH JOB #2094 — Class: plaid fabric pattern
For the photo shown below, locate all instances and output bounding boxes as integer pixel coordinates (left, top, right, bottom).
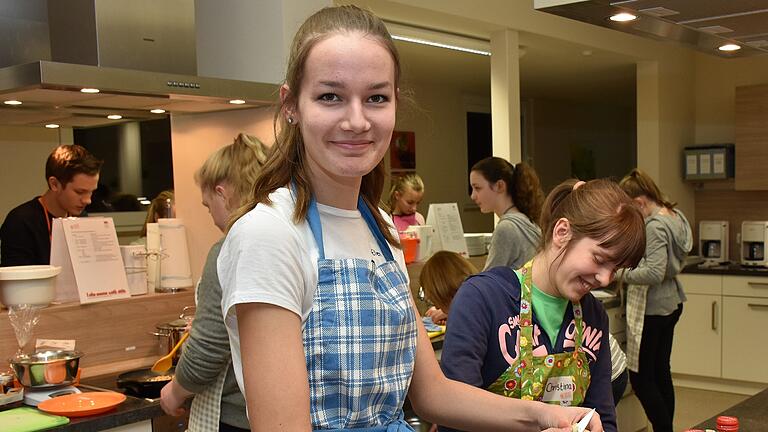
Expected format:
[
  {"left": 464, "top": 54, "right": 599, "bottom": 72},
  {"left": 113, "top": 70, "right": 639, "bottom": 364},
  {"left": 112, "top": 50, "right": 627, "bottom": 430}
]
[
  {"left": 303, "top": 257, "right": 417, "bottom": 429},
  {"left": 186, "top": 360, "right": 229, "bottom": 431},
  {"left": 624, "top": 283, "right": 648, "bottom": 373}
]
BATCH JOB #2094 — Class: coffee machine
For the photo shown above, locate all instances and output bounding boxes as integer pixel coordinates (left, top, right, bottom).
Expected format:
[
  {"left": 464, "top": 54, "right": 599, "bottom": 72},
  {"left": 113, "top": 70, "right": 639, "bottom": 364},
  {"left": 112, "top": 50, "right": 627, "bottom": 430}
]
[
  {"left": 699, "top": 221, "right": 728, "bottom": 265},
  {"left": 740, "top": 221, "right": 768, "bottom": 267}
]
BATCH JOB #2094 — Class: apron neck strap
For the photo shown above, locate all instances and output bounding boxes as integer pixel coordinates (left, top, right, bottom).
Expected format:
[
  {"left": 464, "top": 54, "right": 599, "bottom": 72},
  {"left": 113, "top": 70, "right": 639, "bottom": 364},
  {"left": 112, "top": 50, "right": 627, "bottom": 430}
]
[{"left": 306, "top": 194, "right": 395, "bottom": 262}]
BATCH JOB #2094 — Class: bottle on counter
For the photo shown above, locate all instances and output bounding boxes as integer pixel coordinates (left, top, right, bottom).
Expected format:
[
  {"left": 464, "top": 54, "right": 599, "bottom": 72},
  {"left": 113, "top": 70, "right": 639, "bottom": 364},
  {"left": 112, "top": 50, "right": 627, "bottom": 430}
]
[{"left": 716, "top": 416, "right": 739, "bottom": 432}]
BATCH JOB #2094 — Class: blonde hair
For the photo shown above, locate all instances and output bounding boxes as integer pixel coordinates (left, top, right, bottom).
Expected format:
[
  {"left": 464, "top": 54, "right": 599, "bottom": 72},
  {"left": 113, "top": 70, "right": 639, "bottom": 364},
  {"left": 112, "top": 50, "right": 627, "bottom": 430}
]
[
  {"left": 140, "top": 190, "right": 174, "bottom": 237},
  {"left": 419, "top": 251, "right": 478, "bottom": 312},
  {"left": 387, "top": 173, "right": 424, "bottom": 214},
  {"left": 230, "top": 5, "right": 402, "bottom": 247},
  {"left": 619, "top": 168, "right": 677, "bottom": 209},
  {"left": 195, "top": 133, "right": 270, "bottom": 211},
  {"left": 539, "top": 178, "right": 645, "bottom": 269}
]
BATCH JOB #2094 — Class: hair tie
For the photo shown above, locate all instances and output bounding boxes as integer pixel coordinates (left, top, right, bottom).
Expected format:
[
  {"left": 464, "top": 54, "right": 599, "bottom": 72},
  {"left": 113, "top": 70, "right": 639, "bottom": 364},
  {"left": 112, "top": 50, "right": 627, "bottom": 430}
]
[{"left": 573, "top": 180, "right": 586, "bottom": 191}]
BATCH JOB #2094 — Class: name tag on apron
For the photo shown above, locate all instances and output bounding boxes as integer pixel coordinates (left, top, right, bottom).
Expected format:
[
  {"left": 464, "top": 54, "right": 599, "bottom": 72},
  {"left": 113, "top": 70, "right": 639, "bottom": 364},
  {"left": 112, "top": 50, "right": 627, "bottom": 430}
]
[{"left": 542, "top": 376, "right": 575, "bottom": 405}]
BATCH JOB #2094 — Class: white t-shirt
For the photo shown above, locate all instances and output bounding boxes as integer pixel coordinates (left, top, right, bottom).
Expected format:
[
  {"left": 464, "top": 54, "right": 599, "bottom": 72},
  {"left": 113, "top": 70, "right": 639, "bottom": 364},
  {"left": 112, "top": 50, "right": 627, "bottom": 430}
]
[{"left": 218, "top": 187, "right": 408, "bottom": 394}]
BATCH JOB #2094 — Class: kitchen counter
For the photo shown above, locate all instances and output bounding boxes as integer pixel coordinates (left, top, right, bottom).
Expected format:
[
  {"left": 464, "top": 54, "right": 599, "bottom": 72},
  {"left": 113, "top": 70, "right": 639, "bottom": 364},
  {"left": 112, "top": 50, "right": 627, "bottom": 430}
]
[
  {"left": 682, "top": 262, "right": 768, "bottom": 277},
  {"left": 692, "top": 386, "right": 768, "bottom": 430},
  {"left": 46, "top": 385, "right": 162, "bottom": 432},
  {"left": 0, "top": 373, "right": 188, "bottom": 432}
]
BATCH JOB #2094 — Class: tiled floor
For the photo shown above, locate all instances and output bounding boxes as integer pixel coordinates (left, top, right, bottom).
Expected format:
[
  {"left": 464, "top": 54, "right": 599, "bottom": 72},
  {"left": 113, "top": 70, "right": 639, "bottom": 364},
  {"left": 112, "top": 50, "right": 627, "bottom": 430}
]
[{"left": 672, "top": 386, "right": 749, "bottom": 431}]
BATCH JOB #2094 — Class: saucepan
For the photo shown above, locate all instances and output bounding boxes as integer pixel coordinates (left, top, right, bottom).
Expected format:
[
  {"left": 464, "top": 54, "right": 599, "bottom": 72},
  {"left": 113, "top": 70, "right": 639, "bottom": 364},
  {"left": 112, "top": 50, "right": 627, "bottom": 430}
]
[{"left": 116, "top": 367, "right": 175, "bottom": 399}]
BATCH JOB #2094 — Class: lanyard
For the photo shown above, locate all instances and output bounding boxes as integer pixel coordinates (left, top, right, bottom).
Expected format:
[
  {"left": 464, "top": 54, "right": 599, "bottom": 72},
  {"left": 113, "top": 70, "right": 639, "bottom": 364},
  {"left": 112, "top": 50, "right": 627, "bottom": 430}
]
[{"left": 38, "top": 197, "right": 53, "bottom": 241}]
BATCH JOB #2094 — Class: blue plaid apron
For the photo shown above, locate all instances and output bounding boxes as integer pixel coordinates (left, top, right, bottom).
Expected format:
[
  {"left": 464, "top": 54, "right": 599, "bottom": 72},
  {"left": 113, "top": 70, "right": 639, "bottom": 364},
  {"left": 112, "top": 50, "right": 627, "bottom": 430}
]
[{"left": 304, "top": 197, "right": 418, "bottom": 431}]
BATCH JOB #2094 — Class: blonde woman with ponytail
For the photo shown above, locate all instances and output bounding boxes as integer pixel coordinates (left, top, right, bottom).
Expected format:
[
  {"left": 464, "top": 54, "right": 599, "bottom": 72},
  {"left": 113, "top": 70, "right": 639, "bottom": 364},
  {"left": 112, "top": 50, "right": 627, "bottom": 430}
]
[{"left": 159, "top": 133, "right": 269, "bottom": 431}]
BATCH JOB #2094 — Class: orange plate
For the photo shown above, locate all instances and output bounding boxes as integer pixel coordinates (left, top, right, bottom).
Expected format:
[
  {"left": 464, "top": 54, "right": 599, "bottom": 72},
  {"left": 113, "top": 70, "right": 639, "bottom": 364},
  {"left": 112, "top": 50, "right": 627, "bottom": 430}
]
[{"left": 37, "top": 392, "right": 127, "bottom": 417}]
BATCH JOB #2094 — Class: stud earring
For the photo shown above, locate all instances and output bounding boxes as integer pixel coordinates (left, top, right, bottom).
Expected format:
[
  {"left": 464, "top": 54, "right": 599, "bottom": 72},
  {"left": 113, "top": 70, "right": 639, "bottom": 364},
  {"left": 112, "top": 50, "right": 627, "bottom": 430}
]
[{"left": 287, "top": 117, "right": 294, "bottom": 125}]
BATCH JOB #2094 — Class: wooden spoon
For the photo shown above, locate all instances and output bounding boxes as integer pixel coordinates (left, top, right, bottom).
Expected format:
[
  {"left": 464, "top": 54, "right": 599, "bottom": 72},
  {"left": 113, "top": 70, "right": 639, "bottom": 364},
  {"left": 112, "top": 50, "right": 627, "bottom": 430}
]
[{"left": 151, "top": 332, "right": 189, "bottom": 373}]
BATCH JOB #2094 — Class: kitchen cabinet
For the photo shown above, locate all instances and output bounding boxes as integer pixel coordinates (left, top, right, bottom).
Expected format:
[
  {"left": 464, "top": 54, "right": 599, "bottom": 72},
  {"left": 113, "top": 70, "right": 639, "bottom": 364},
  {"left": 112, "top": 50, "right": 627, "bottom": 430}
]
[
  {"left": 671, "top": 274, "right": 722, "bottom": 377},
  {"left": 674, "top": 273, "right": 768, "bottom": 384},
  {"left": 735, "top": 84, "right": 768, "bottom": 190},
  {"left": 721, "top": 276, "right": 768, "bottom": 383}
]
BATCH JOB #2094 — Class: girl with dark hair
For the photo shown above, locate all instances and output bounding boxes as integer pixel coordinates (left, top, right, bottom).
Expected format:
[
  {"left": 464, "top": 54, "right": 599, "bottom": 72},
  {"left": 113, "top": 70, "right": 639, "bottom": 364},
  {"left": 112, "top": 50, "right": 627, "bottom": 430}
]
[
  {"left": 218, "top": 5, "right": 602, "bottom": 432},
  {"left": 469, "top": 157, "right": 545, "bottom": 270},
  {"left": 439, "top": 179, "right": 647, "bottom": 432},
  {"left": 618, "top": 169, "right": 692, "bottom": 432}
]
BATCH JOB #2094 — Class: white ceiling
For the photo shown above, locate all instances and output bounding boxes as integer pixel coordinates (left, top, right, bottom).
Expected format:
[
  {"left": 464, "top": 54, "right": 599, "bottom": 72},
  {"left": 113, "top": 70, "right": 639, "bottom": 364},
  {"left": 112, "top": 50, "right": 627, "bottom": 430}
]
[{"left": 394, "top": 31, "right": 637, "bottom": 106}]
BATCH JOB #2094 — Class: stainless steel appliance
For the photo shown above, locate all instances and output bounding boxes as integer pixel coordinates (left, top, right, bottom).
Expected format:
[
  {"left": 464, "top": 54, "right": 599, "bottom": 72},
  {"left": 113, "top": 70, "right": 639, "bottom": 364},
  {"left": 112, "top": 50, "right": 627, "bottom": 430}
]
[
  {"left": 740, "top": 221, "right": 768, "bottom": 267},
  {"left": 0, "top": 0, "right": 278, "bottom": 129},
  {"left": 699, "top": 221, "right": 729, "bottom": 265}
]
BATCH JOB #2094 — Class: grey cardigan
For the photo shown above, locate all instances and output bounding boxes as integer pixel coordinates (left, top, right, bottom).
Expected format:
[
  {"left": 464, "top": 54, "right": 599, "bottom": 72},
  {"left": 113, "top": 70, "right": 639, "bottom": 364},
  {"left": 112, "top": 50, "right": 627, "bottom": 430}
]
[
  {"left": 175, "top": 239, "right": 249, "bottom": 429},
  {"left": 484, "top": 210, "right": 541, "bottom": 270},
  {"left": 620, "top": 208, "right": 693, "bottom": 316}
]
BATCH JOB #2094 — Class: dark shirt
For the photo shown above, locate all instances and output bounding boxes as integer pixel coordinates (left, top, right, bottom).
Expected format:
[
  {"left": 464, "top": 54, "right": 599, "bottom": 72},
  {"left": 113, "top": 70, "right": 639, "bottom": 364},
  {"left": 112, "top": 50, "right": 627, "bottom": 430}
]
[
  {"left": 1, "top": 197, "right": 54, "bottom": 266},
  {"left": 438, "top": 266, "right": 616, "bottom": 432}
]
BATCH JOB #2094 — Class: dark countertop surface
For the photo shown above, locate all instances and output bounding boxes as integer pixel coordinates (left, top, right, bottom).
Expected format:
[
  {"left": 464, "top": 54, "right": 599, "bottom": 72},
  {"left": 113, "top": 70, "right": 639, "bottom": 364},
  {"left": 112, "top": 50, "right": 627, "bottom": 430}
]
[
  {"left": 693, "top": 386, "right": 768, "bottom": 430},
  {"left": 682, "top": 262, "right": 768, "bottom": 277},
  {"left": 0, "top": 373, "right": 184, "bottom": 432}
]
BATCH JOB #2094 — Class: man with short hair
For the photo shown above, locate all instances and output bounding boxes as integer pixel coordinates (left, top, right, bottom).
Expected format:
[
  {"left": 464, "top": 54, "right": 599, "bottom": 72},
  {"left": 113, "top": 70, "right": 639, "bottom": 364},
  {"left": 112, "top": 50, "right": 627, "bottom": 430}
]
[{"left": 1, "top": 145, "right": 103, "bottom": 266}]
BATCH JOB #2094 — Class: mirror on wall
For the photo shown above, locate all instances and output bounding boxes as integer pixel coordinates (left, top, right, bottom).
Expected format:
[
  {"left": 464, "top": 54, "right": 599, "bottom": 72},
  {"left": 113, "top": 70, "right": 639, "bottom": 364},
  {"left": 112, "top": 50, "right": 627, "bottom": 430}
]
[{"left": 73, "top": 118, "right": 174, "bottom": 214}]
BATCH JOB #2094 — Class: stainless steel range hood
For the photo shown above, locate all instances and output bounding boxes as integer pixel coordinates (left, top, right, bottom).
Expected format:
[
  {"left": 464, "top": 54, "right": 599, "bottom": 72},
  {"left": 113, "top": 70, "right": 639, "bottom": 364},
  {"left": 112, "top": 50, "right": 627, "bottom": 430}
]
[
  {"left": 0, "top": 60, "right": 279, "bottom": 128},
  {"left": 0, "top": 0, "right": 279, "bottom": 128}
]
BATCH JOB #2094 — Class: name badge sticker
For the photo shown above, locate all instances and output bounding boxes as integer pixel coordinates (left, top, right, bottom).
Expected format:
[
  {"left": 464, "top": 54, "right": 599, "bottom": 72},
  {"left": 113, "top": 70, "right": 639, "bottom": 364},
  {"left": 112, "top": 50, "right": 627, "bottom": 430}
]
[{"left": 542, "top": 376, "right": 575, "bottom": 405}]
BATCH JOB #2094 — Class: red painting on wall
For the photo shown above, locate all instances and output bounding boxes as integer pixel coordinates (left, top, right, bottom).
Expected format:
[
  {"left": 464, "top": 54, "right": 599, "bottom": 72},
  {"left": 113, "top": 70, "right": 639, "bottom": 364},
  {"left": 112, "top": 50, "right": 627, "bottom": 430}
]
[{"left": 390, "top": 131, "right": 416, "bottom": 171}]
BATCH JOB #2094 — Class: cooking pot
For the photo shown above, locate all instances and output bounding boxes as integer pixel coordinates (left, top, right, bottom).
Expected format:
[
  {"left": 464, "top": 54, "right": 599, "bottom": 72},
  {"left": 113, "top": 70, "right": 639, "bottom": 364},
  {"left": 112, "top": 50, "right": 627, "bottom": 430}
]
[
  {"left": 151, "top": 319, "right": 188, "bottom": 364},
  {"left": 10, "top": 350, "right": 82, "bottom": 388},
  {"left": 116, "top": 367, "right": 175, "bottom": 399}
]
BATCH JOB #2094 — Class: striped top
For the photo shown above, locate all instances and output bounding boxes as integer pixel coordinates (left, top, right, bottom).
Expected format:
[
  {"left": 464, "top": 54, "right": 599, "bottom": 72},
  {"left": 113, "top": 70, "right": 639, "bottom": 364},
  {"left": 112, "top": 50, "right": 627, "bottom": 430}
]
[{"left": 608, "top": 333, "right": 627, "bottom": 381}]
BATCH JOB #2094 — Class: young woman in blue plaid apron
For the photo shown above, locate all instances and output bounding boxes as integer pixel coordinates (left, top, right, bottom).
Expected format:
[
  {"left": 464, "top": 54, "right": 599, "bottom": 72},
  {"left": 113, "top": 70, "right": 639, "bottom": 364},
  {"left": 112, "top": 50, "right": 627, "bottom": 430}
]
[{"left": 218, "top": 6, "right": 603, "bottom": 432}]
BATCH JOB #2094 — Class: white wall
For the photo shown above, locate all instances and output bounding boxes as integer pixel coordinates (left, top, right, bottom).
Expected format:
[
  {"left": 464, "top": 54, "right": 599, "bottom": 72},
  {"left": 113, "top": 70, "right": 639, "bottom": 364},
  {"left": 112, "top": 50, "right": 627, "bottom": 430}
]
[
  {"left": 527, "top": 98, "right": 636, "bottom": 191},
  {"left": 170, "top": 107, "right": 275, "bottom": 282},
  {"left": 0, "top": 126, "right": 73, "bottom": 221},
  {"left": 195, "top": 0, "right": 330, "bottom": 84},
  {"left": 694, "top": 53, "right": 768, "bottom": 145}
]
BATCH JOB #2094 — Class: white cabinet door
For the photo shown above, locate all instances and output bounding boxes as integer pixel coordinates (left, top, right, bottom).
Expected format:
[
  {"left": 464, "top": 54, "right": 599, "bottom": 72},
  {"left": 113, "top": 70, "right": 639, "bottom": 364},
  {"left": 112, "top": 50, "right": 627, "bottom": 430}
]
[
  {"left": 671, "top": 293, "right": 721, "bottom": 377},
  {"left": 722, "top": 296, "right": 768, "bottom": 383}
]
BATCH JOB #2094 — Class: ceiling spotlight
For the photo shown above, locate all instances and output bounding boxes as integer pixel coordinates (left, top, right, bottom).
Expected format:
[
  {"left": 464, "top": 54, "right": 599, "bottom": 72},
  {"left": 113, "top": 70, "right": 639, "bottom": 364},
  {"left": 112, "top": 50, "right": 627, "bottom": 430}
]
[
  {"left": 229, "top": 99, "right": 246, "bottom": 105},
  {"left": 718, "top": 43, "right": 741, "bottom": 52},
  {"left": 80, "top": 88, "right": 100, "bottom": 94},
  {"left": 45, "top": 124, "right": 60, "bottom": 129},
  {"left": 609, "top": 13, "right": 637, "bottom": 22},
  {"left": 3, "top": 100, "right": 22, "bottom": 105},
  {"left": 107, "top": 114, "right": 123, "bottom": 120},
  {"left": 150, "top": 108, "right": 166, "bottom": 114}
]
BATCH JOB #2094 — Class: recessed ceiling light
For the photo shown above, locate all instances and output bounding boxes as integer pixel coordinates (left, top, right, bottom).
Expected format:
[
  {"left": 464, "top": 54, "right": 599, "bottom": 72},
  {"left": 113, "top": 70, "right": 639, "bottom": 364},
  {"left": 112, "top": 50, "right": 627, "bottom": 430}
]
[
  {"left": 609, "top": 12, "right": 637, "bottom": 22},
  {"left": 150, "top": 108, "right": 166, "bottom": 114},
  {"left": 45, "top": 124, "right": 60, "bottom": 129},
  {"left": 107, "top": 114, "right": 122, "bottom": 120},
  {"left": 718, "top": 43, "right": 741, "bottom": 52},
  {"left": 229, "top": 99, "right": 246, "bottom": 105},
  {"left": 81, "top": 88, "right": 100, "bottom": 94},
  {"left": 4, "top": 100, "right": 22, "bottom": 105}
]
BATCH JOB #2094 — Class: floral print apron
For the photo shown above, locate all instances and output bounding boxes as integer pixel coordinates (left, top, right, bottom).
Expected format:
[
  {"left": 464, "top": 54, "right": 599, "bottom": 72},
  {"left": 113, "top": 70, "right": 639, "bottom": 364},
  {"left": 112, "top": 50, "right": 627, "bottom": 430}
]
[{"left": 486, "top": 261, "right": 591, "bottom": 406}]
